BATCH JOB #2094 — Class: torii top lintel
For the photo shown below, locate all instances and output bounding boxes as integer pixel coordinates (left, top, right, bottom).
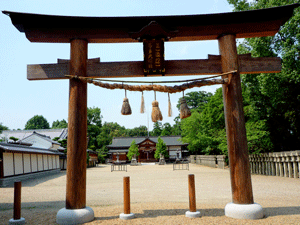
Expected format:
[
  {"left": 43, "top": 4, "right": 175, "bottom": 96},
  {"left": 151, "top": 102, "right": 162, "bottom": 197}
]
[{"left": 3, "top": 4, "right": 299, "bottom": 43}]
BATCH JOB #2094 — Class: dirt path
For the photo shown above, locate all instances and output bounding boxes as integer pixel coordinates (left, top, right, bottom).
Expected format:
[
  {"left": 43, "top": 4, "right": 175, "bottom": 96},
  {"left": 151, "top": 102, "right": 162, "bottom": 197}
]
[{"left": 1, "top": 164, "right": 300, "bottom": 224}]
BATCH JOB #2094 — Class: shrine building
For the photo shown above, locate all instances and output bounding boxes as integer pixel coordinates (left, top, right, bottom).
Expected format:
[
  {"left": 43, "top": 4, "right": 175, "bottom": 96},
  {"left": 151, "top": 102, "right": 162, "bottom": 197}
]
[{"left": 107, "top": 135, "right": 188, "bottom": 163}]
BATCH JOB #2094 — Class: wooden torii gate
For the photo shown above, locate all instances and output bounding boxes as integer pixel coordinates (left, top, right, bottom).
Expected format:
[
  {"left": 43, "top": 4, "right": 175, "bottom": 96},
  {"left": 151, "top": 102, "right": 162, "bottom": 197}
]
[{"left": 3, "top": 4, "right": 298, "bottom": 223}]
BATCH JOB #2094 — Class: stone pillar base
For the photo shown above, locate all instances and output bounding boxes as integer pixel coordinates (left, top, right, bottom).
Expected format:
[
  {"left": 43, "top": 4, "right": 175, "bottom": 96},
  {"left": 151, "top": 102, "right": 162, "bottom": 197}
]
[
  {"left": 9, "top": 217, "right": 25, "bottom": 225},
  {"left": 56, "top": 207, "right": 94, "bottom": 225},
  {"left": 225, "top": 202, "right": 263, "bottom": 220},
  {"left": 185, "top": 210, "right": 201, "bottom": 218},
  {"left": 119, "top": 213, "right": 135, "bottom": 220}
]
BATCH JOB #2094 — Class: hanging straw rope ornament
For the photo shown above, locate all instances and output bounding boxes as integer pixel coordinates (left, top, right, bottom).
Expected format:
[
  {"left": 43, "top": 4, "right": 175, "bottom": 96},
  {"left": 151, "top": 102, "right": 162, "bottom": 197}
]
[
  {"left": 121, "top": 89, "right": 132, "bottom": 115},
  {"left": 180, "top": 91, "right": 191, "bottom": 119},
  {"left": 168, "top": 93, "right": 172, "bottom": 117},
  {"left": 140, "top": 91, "right": 145, "bottom": 114},
  {"left": 151, "top": 91, "right": 163, "bottom": 122}
]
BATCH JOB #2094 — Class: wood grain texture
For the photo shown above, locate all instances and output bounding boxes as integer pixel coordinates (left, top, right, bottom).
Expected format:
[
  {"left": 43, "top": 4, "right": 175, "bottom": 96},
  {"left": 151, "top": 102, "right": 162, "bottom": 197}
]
[
  {"left": 65, "top": 39, "right": 88, "bottom": 209},
  {"left": 123, "top": 176, "right": 130, "bottom": 214},
  {"left": 218, "top": 34, "right": 254, "bottom": 205},
  {"left": 188, "top": 174, "right": 196, "bottom": 212},
  {"left": 14, "top": 181, "right": 22, "bottom": 220},
  {"left": 5, "top": 4, "right": 298, "bottom": 43},
  {"left": 27, "top": 55, "right": 281, "bottom": 80}
]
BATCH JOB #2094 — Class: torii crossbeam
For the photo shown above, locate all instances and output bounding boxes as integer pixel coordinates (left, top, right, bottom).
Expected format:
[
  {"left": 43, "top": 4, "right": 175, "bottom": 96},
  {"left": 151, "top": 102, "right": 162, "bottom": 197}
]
[{"left": 3, "top": 3, "right": 299, "bottom": 224}]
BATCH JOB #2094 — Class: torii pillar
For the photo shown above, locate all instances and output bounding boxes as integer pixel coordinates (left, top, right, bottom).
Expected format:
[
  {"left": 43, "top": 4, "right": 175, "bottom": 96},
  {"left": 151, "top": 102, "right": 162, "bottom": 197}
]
[
  {"left": 218, "top": 34, "right": 263, "bottom": 219},
  {"left": 56, "top": 39, "right": 94, "bottom": 224}
]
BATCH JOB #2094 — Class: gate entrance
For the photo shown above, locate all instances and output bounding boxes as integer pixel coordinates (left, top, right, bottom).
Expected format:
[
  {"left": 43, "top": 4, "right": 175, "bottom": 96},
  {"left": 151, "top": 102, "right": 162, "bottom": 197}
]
[{"left": 3, "top": 3, "right": 298, "bottom": 223}]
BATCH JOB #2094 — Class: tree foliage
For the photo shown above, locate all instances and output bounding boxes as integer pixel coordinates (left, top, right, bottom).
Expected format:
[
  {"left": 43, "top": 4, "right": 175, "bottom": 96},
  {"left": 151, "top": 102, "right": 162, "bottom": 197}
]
[
  {"left": 150, "top": 122, "right": 162, "bottom": 136},
  {"left": 0, "top": 123, "right": 8, "bottom": 134},
  {"left": 127, "top": 140, "right": 140, "bottom": 160},
  {"left": 25, "top": 115, "right": 50, "bottom": 130},
  {"left": 177, "top": 91, "right": 212, "bottom": 113},
  {"left": 180, "top": 1, "right": 300, "bottom": 155},
  {"left": 9, "top": 136, "right": 19, "bottom": 143},
  {"left": 52, "top": 119, "right": 68, "bottom": 129},
  {"left": 227, "top": 0, "right": 300, "bottom": 151},
  {"left": 154, "top": 137, "right": 168, "bottom": 159}
]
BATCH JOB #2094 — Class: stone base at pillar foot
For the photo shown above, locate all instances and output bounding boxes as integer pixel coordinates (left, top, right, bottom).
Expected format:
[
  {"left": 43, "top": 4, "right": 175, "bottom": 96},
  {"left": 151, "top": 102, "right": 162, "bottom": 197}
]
[
  {"left": 185, "top": 210, "right": 201, "bottom": 218},
  {"left": 119, "top": 213, "right": 135, "bottom": 220},
  {"left": 9, "top": 217, "right": 25, "bottom": 225},
  {"left": 225, "top": 202, "right": 264, "bottom": 220},
  {"left": 56, "top": 207, "right": 94, "bottom": 225}
]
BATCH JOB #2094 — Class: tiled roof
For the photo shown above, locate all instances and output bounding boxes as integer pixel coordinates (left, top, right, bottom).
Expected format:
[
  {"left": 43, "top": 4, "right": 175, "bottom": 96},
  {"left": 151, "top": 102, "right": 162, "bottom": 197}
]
[
  {"left": 107, "top": 136, "right": 187, "bottom": 148},
  {"left": 0, "top": 129, "right": 68, "bottom": 141},
  {"left": 0, "top": 143, "right": 63, "bottom": 155}
]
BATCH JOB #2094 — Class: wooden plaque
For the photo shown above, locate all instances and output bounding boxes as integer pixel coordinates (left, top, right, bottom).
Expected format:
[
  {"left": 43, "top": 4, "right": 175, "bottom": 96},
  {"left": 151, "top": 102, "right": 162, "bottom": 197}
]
[{"left": 143, "top": 39, "right": 165, "bottom": 76}]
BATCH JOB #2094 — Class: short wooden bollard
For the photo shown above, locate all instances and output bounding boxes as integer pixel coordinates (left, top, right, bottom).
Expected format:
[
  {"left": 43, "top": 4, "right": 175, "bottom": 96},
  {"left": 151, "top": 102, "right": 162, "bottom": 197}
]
[
  {"left": 119, "top": 176, "right": 134, "bottom": 220},
  {"left": 185, "top": 174, "right": 201, "bottom": 218},
  {"left": 9, "top": 181, "right": 26, "bottom": 225}
]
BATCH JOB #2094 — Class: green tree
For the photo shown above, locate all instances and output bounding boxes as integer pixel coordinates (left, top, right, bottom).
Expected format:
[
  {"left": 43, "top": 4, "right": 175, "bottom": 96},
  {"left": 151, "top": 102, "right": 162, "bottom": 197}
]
[
  {"left": 177, "top": 91, "right": 212, "bottom": 113},
  {"left": 151, "top": 122, "right": 162, "bottom": 136},
  {"left": 126, "top": 126, "right": 148, "bottom": 137},
  {"left": 9, "top": 136, "right": 19, "bottom": 143},
  {"left": 127, "top": 140, "right": 140, "bottom": 160},
  {"left": 154, "top": 137, "right": 168, "bottom": 159},
  {"left": 161, "top": 123, "right": 173, "bottom": 136},
  {"left": 227, "top": 0, "right": 300, "bottom": 151},
  {"left": 181, "top": 88, "right": 226, "bottom": 155},
  {"left": 52, "top": 119, "right": 68, "bottom": 129},
  {"left": 25, "top": 115, "right": 50, "bottom": 130},
  {"left": 87, "top": 107, "right": 102, "bottom": 127},
  {"left": 171, "top": 116, "right": 182, "bottom": 135},
  {"left": 87, "top": 107, "right": 103, "bottom": 151},
  {"left": 0, "top": 123, "right": 8, "bottom": 133}
]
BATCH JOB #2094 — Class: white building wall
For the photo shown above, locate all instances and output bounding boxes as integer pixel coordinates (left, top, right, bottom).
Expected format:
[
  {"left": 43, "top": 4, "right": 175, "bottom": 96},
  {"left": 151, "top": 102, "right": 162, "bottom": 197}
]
[
  {"left": 23, "top": 154, "right": 31, "bottom": 173},
  {"left": 38, "top": 154, "right": 43, "bottom": 171},
  {"left": 49, "top": 155, "right": 53, "bottom": 169},
  {"left": 14, "top": 153, "right": 23, "bottom": 175},
  {"left": 44, "top": 155, "right": 49, "bottom": 170},
  {"left": 31, "top": 154, "right": 38, "bottom": 172},
  {"left": 3, "top": 153, "right": 14, "bottom": 176},
  {"left": 56, "top": 156, "right": 60, "bottom": 169},
  {"left": 52, "top": 155, "right": 55, "bottom": 169}
]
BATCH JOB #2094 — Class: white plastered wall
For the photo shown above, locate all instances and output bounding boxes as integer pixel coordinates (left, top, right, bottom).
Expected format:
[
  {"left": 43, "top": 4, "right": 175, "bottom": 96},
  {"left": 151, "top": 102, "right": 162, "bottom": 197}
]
[
  {"left": 49, "top": 155, "right": 53, "bottom": 169},
  {"left": 3, "top": 153, "right": 14, "bottom": 176},
  {"left": 31, "top": 154, "right": 38, "bottom": 172},
  {"left": 38, "top": 154, "right": 43, "bottom": 171},
  {"left": 23, "top": 154, "right": 31, "bottom": 173},
  {"left": 14, "top": 153, "right": 23, "bottom": 175},
  {"left": 44, "top": 155, "right": 49, "bottom": 170},
  {"left": 56, "top": 155, "right": 60, "bottom": 169}
]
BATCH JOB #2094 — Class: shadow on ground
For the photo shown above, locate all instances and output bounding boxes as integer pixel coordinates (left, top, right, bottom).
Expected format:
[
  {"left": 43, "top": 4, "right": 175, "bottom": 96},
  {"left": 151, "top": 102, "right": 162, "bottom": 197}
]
[
  {"left": 1, "top": 171, "right": 66, "bottom": 188},
  {"left": 0, "top": 200, "right": 65, "bottom": 211},
  {"left": 93, "top": 206, "right": 300, "bottom": 221}
]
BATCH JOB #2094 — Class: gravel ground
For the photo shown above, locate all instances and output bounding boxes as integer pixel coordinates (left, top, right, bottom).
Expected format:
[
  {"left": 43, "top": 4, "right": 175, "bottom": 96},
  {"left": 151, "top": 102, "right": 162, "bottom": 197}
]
[{"left": 1, "top": 164, "right": 300, "bottom": 224}]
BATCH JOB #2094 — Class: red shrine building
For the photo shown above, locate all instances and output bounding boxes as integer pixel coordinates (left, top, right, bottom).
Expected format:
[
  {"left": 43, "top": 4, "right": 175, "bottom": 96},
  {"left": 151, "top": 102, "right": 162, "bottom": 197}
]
[{"left": 107, "top": 135, "right": 188, "bottom": 163}]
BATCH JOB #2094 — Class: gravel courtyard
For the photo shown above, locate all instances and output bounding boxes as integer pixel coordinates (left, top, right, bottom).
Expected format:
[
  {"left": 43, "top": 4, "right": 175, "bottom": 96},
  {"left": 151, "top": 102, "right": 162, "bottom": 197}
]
[{"left": 1, "top": 163, "right": 300, "bottom": 224}]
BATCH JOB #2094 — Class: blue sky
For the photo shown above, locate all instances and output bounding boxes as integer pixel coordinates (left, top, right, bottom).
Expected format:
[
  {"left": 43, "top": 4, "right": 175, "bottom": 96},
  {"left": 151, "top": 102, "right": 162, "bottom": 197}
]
[{"left": 0, "top": 0, "right": 233, "bottom": 130}]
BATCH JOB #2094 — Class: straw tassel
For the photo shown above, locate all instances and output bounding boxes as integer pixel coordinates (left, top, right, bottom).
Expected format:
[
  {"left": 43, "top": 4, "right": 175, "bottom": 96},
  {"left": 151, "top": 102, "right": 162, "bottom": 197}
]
[
  {"left": 168, "top": 93, "right": 172, "bottom": 117},
  {"left": 121, "top": 90, "right": 132, "bottom": 115},
  {"left": 151, "top": 91, "right": 163, "bottom": 122},
  {"left": 140, "top": 91, "right": 145, "bottom": 114},
  {"left": 180, "top": 96, "right": 191, "bottom": 119}
]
